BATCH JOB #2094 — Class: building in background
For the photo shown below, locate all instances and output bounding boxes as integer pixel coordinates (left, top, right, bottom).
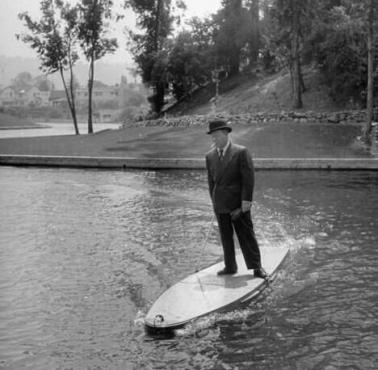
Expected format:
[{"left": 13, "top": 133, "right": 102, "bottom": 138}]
[
  {"left": 0, "top": 75, "right": 148, "bottom": 122},
  {"left": 0, "top": 85, "right": 50, "bottom": 107}
]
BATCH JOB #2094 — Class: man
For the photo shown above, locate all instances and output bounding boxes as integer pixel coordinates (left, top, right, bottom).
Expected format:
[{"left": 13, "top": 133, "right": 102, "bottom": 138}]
[{"left": 205, "top": 119, "right": 268, "bottom": 279}]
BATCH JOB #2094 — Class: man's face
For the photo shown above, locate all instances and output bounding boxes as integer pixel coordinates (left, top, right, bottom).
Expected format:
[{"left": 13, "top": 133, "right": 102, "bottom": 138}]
[{"left": 210, "top": 129, "right": 229, "bottom": 149}]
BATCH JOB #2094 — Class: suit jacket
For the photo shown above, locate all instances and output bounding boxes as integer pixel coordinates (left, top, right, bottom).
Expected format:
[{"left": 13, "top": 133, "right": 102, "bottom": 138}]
[{"left": 205, "top": 143, "right": 255, "bottom": 214}]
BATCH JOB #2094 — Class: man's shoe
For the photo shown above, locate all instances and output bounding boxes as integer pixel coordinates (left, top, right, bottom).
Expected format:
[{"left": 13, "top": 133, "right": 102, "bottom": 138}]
[
  {"left": 254, "top": 267, "right": 269, "bottom": 280},
  {"left": 217, "top": 268, "right": 237, "bottom": 276}
]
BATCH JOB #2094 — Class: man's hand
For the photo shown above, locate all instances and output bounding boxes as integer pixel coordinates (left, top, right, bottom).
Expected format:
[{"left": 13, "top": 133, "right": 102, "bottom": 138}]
[
  {"left": 241, "top": 200, "right": 252, "bottom": 213},
  {"left": 230, "top": 208, "right": 242, "bottom": 220}
]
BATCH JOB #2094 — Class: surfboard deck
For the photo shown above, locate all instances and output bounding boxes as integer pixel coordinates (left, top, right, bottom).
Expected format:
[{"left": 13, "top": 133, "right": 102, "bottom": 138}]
[{"left": 144, "top": 246, "right": 289, "bottom": 332}]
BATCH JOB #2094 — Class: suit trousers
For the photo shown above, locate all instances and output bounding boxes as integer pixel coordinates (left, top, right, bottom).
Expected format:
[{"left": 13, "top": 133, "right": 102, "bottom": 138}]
[{"left": 216, "top": 211, "right": 261, "bottom": 270}]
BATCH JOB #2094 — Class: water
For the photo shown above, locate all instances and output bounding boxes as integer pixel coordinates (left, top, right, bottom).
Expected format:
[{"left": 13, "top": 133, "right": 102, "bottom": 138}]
[
  {"left": 0, "top": 122, "right": 121, "bottom": 138},
  {"left": 0, "top": 167, "right": 377, "bottom": 369}
]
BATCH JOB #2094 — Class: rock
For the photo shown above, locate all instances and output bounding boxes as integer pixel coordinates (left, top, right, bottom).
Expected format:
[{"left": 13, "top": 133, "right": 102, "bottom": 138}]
[{"left": 327, "top": 114, "right": 339, "bottom": 123}]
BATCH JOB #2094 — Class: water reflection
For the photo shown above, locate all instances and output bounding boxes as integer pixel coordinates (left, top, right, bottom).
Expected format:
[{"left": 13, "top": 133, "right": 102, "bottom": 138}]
[
  {"left": 0, "top": 168, "right": 377, "bottom": 369},
  {"left": 0, "top": 122, "right": 120, "bottom": 138}
]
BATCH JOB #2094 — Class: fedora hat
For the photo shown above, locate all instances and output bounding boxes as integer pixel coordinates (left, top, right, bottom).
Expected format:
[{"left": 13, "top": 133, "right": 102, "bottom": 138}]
[{"left": 206, "top": 119, "right": 232, "bottom": 134}]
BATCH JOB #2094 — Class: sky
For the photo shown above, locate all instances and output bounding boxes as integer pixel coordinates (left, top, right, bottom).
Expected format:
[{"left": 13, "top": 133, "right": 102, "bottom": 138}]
[{"left": 0, "top": 0, "right": 222, "bottom": 64}]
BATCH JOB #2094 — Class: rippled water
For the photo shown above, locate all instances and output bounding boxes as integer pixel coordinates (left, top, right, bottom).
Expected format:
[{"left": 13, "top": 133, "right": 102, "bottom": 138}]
[{"left": 0, "top": 167, "right": 377, "bottom": 369}]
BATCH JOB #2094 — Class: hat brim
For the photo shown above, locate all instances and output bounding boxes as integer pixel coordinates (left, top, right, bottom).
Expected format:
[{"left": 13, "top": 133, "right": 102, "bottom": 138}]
[{"left": 207, "top": 126, "right": 232, "bottom": 134}]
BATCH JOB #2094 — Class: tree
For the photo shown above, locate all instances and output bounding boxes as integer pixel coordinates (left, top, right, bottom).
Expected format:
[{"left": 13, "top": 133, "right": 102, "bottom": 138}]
[
  {"left": 12, "top": 72, "right": 33, "bottom": 91},
  {"left": 309, "top": 1, "right": 375, "bottom": 110},
  {"left": 18, "top": 0, "right": 80, "bottom": 135},
  {"left": 167, "top": 31, "right": 213, "bottom": 101},
  {"left": 258, "top": 0, "right": 282, "bottom": 72},
  {"left": 213, "top": 0, "right": 250, "bottom": 76},
  {"left": 246, "top": 0, "right": 260, "bottom": 67},
  {"left": 270, "top": 0, "right": 317, "bottom": 109},
  {"left": 319, "top": 0, "right": 377, "bottom": 141},
  {"left": 77, "top": 0, "right": 118, "bottom": 134},
  {"left": 34, "top": 75, "right": 54, "bottom": 91},
  {"left": 127, "top": 67, "right": 138, "bottom": 84},
  {"left": 363, "top": 0, "right": 377, "bottom": 141},
  {"left": 126, "top": 0, "right": 184, "bottom": 114},
  {"left": 270, "top": 0, "right": 314, "bottom": 109}
]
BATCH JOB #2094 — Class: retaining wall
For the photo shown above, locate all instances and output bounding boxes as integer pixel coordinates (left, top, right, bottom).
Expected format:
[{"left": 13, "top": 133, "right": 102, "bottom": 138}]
[
  {"left": 126, "top": 110, "right": 372, "bottom": 128},
  {"left": 1, "top": 155, "right": 377, "bottom": 170}
]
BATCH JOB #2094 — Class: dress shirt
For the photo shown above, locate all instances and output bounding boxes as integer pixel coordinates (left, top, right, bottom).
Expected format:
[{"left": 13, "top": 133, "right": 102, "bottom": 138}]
[{"left": 217, "top": 140, "right": 231, "bottom": 159}]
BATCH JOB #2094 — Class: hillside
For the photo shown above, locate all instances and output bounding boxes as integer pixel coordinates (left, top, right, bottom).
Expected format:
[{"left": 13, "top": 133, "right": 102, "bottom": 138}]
[
  {"left": 165, "top": 67, "right": 357, "bottom": 117},
  {"left": 0, "top": 66, "right": 367, "bottom": 128}
]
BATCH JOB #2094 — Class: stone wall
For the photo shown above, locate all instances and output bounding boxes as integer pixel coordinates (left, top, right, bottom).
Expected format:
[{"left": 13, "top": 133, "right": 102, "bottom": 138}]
[{"left": 125, "top": 110, "right": 369, "bottom": 128}]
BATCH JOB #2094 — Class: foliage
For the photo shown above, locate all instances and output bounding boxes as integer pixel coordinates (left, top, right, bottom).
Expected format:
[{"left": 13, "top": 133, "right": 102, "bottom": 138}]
[
  {"left": 167, "top": 30, "right": 213, "bottom": 100},
  {"left": 126, "top": 0, "right": 185, "bottom": 113},
  {"left": 313, "top": 6, "right": 367, "bottom": 103},
  {"left": 15, "top": 0, "right": 378, "bottom": 125},
  {"left": 253, "top": 0, "right": 377, "bottom": 112},
  {"left": 18, "top": 0, "right": 80, "bottom": 134},
  {"left": 77, "top": 0, "right": 118, "bottom": 61},
  {"left": 120, "top": 89, "right": 147, "bottom": 108},
  {"left": 34, "top": 75, "right": 55, "bottom": 91},
  {"left": 212, "top": 0, "right": 245, "bottom": 75},
  {"left": 210, "top": 0, "right": 261, "bottom": 75},
  {"left": 11, "top": 72, "right": 34, "bottom": 91},
  {"left": 268, "top": 0, "right": 315, "bottom": 108},
  {"left": 306, "top": 1, "right": 378, "bottom": 106},
  {"left": 77, "top": 0, "right": 118, "bottom": 133},
  {"left": 119, "top": 105, "right": 149, "bottom": 123}
]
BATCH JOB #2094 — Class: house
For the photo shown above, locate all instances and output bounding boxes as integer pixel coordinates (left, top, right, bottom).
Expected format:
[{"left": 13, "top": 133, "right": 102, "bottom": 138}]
[
  {"left": 0, "top": 86, "right": 51, "bottom": 107},
  {"left": 49, "top": 90, "right": 67, "bottom": 108},
  {"left": 0, "top": 86, "right": 17, "bottom": 107},
  {"left": 25, "top": 87, "right": 50, "bottom": 107},
  {"left": 75, "top": 81, "right": 120, "bottom": 108}
]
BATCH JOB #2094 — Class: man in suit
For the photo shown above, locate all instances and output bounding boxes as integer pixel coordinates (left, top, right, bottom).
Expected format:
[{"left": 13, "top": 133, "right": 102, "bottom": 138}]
[{"left": 205, "top": 119, "right": 268, "bottom": 279}]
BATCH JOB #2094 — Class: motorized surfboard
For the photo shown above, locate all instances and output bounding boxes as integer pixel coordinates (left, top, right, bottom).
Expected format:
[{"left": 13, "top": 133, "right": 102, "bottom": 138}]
[{"left": 144, "top": 246, "right": 289, "bottom": 333}]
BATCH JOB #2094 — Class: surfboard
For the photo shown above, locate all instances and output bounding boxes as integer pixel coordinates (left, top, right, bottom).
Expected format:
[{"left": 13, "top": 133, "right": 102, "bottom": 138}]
[{"left": 144, "top": 246, "right": 289, "bottom": 332}]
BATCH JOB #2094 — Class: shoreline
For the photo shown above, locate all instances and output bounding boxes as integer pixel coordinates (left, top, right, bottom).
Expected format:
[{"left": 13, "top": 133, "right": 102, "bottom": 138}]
[
  {"left": 0, "top": 125, "right": 50, "bottom": 130},
  {"left": 1, "top": 154, "right": 377, "bottom": 170}
]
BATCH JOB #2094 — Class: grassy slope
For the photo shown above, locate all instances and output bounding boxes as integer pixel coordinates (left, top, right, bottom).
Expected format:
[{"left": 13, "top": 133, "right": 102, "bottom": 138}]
[{"left": 166, "top": 67, "right": 351, "bottom": 116}]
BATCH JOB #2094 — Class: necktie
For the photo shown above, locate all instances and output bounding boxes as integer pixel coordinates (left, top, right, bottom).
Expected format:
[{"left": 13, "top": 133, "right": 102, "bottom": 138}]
[{"left": 219, "top": 149, "right": 223, "bottom": 160}]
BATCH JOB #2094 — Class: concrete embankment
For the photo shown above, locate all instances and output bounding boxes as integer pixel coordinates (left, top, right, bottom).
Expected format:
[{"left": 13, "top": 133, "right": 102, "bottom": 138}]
[{"left": 0, "top": 154, "right": 377, "bottom": 170}]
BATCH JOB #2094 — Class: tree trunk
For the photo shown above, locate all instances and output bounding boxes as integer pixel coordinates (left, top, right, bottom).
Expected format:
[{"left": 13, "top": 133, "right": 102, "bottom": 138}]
[
  {"left": 88, "top": 52, "right": 94, "bottom": 134},
  {"left": 229, "top": 51, "right": 241, "bottom": 76},
  {"left": 59, "top": 67, "right": 79, "bottom": 135},
  {"left": 292, "top": 40, "right": 303, "bottom": 108},
  {"left": 299, "top": 61, "right": 306, "bottom": 93},
  {"left": 154, "top": 0, "right": 163, "bottom": 51},
  {"left": 229, "top": 0, "right": 242, "bottom": 75},
  {"left": 68, "top": 50, "right": 79, "bottom": 135},
  {"left": 292, "top": 9, "right": 303, "bottom": 109},
  {"left": 150, "top": 0, "right": 165, "bottom": 114},
  {"left": 154, "top": 81, "right": 165, "bottom": 113},
  {"left": 364, "top": 0, "right": 374, "bottom": 141},
  {"left": 249, "top": 0, "right": 260, "bottom": 66}
]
